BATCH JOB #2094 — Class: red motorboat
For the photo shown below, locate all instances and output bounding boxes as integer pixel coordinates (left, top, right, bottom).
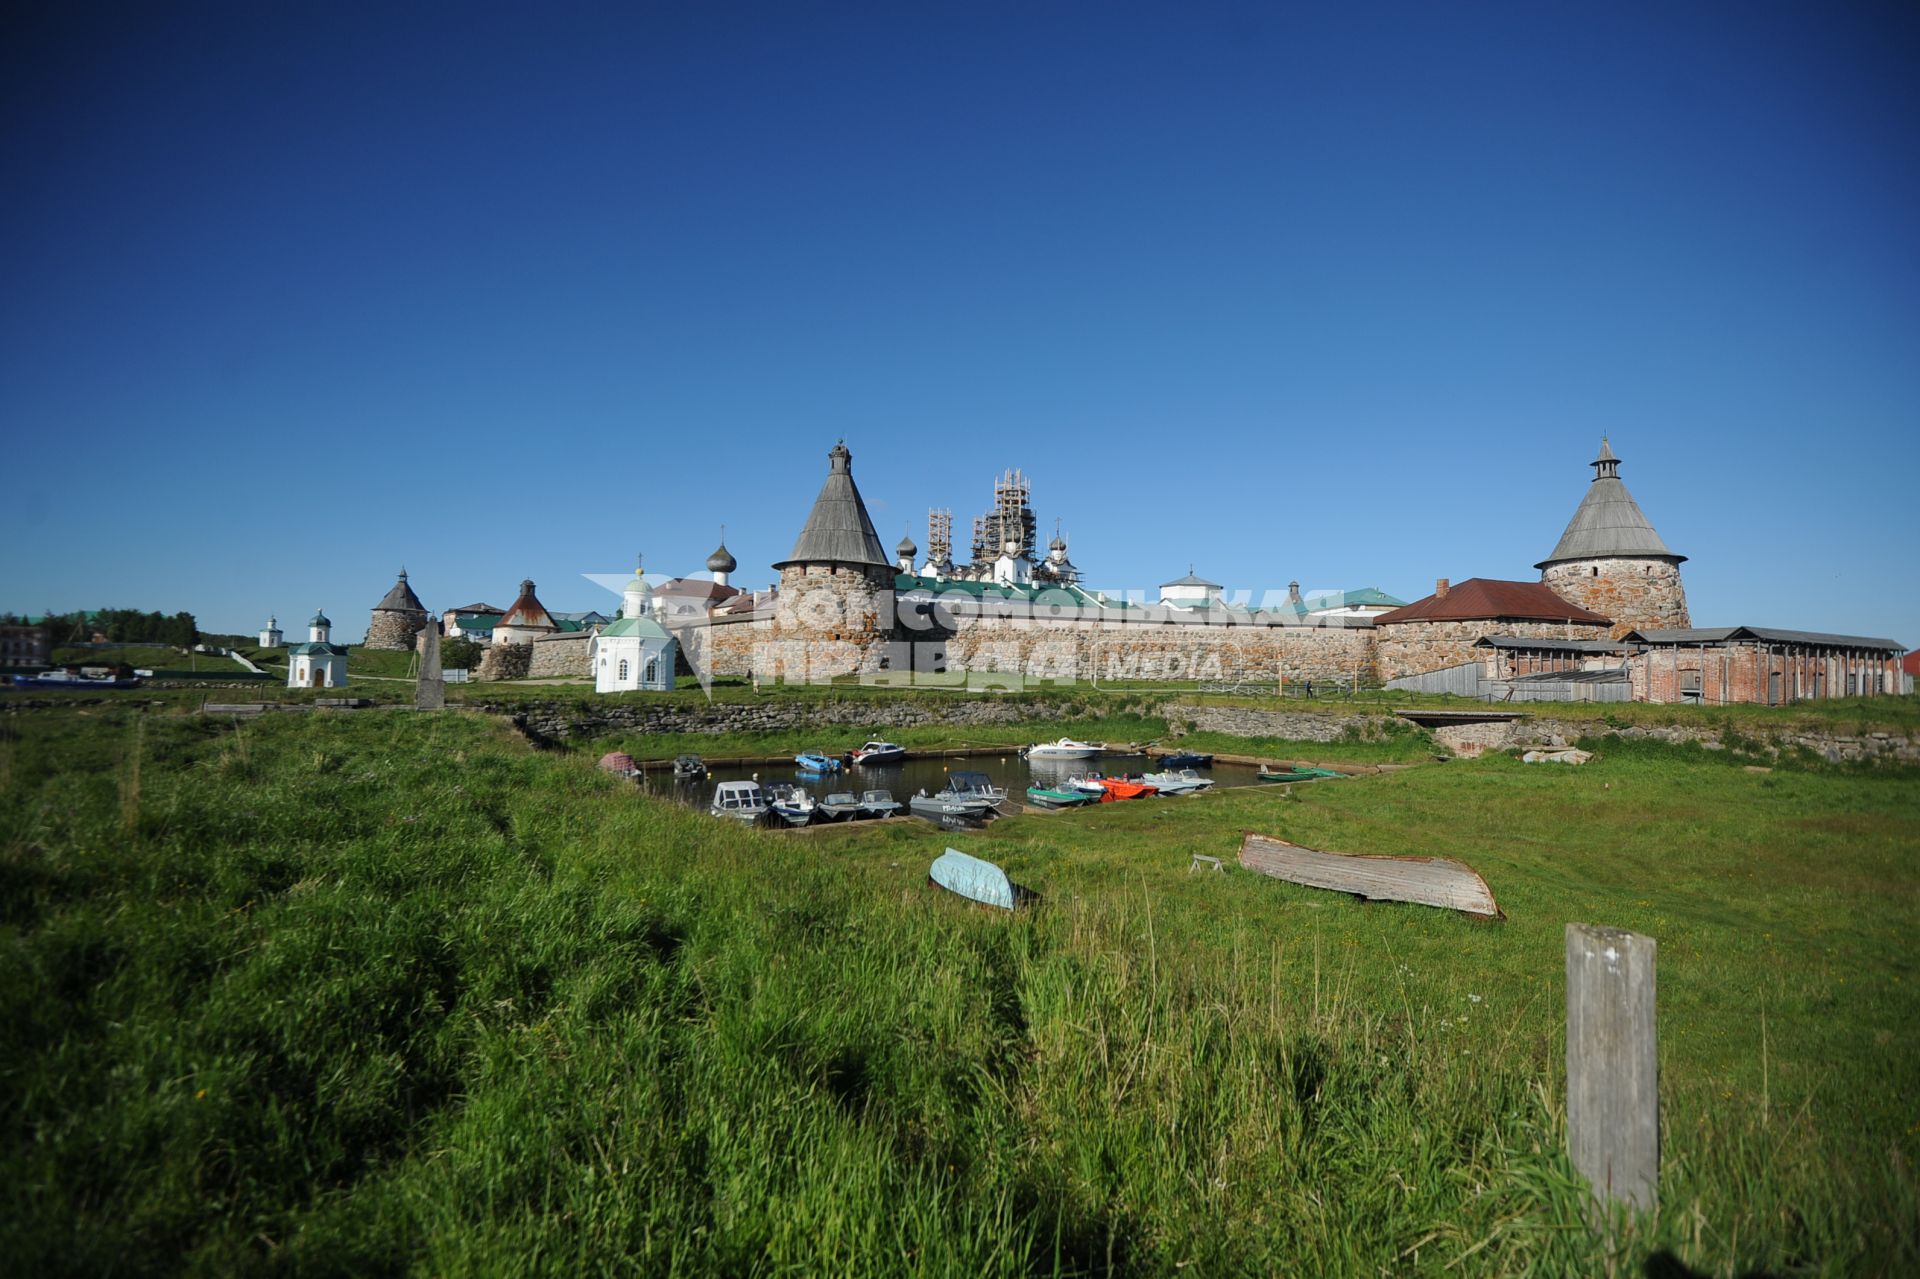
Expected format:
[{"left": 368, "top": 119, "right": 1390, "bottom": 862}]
[{"left": 1096, "top": 777, "right": 1158, "bottom": 802}]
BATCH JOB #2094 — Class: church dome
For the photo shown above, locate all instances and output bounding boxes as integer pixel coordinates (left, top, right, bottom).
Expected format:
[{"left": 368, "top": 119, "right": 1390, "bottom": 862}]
[
  {"left": 896, "top": 533, "right": 918, "bottom": 558},
  {"left": 706, "top": 541, "right": 737, "bottom": 574}
]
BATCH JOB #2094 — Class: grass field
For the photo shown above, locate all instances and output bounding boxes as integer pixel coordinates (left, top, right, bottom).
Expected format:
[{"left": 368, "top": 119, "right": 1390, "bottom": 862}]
[{"left": 2, "top": 705, "right": 1914, "bottom": 1274}]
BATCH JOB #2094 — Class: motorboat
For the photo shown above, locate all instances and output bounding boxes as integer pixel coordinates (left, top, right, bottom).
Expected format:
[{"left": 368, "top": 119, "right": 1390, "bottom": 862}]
[
  {"left": 766, "top": 785, "right": 818, "bottom": 826},
  {"left": 1025, "top": 785, "right": 1096, "bottom": 809},
  {"left": 1257, "top": 766, "right": 1345, "bottom": 782},
  {"left": 672, "top": 754, "right": 708, "bottom": 781},
  {"left": 795, "top": 750, "right": 841, "bottom": 773},
  {"left": 908, "top": 770, "right": 1007, "bottom": 821},
  {"left": 1141, "top": 768, "right": 1213, "bottom": 795},
  {"left": 1094, "top": 777, "right": 1157, "bottom": 802},
  {"left": 850, "top": 740, "right": 906, "bottom": 766},
  {"left": 710, "top": 781, "right": 769, "bottom": 823},
  {"left": 1065, "top": 773, "right": 1110, "bottom": 796},
  {"left": 1023, "top": 737, "right": 1105, "bottom": 761},
  {"left": 818, "top": 791, "right": 865, "bottom": 821},
  {"left": 11, "top": 669, "right": 142, "bottom": 689},
  {"left": 858, "top": 789, "right": 903, "bottom": 819},
  {"left": 1158, "top": 751, "right": 1213, "bottom": 769}
]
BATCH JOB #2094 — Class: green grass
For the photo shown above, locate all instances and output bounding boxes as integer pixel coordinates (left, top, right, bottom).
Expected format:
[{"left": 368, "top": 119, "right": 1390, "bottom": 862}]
[{"left": 2, "top": 706, "right": 1914, "bottom": 1274}]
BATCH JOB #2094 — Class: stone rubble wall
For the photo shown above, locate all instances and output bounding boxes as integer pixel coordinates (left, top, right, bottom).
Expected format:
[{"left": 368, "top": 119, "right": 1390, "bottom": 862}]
[
  {"left": 475, "top": 642, "right": 532, "bottom": 682},
  {"left": 478, "top": 694, "right": 1047, "bottom": 744},
  {"left": 1171, "top": 704, "right": 1406, "bottom": 744},
  {"left": 1375, "top": 618, "right": 1612, "bottom": 683},
  {"left": 528, "top": 633, "right": 592, "bottom": 679},
  {"left": 1540, "top": 558, "right": 1689, "bottom": 638}
]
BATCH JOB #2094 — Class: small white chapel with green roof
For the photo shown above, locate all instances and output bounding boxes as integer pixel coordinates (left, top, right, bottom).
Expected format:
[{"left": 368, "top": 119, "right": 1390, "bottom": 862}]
[
  {"left": 589, "top": 558, "right": 676, "bottom": 693},
  {"left": 286, "top": 610, "right": 348, "bottom": 689}
]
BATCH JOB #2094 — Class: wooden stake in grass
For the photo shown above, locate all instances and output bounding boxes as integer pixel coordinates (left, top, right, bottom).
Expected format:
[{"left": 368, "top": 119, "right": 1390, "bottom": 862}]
[
  {"left": 1565, "top": 922, "right": 1658, "bottom": 1213},
  {"left": 120, "top": 716, "right": 144, "bottom": 838}
]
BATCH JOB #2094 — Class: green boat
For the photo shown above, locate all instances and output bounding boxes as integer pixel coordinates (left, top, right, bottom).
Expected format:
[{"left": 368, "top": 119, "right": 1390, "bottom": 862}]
[
  {"left": 1025, "top": 785, "right": 1097, "bottom": 809},
  {"left": 1256, "top": 766, "right": 1345, "bottom": 783}
]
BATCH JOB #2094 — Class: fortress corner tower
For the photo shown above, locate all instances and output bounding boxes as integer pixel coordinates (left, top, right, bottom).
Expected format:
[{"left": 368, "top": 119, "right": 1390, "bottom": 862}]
[{"left": 1537, "top": 438, "right": 1690, "bottom": 638}]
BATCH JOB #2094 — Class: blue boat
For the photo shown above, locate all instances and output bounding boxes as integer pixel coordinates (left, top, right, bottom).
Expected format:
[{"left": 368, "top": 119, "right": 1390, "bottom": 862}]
[
  {"left": 1160, "top": 751, "right": 1213, "bottom": 769},
  {"left": 929, "top": 848, "right": 1020, "bottom": 911},
  {"left": 795, "top": 750, "right": 841, "bottom": 773}
]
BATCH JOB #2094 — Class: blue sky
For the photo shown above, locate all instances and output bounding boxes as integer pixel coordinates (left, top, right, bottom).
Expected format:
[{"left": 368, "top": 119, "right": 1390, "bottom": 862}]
[{"left": 4, "top": 2, "right": 1916, "bottom": 643}]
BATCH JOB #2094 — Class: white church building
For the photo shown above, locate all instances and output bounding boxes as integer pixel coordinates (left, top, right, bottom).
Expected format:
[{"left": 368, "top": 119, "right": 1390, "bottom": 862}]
[
  {"left": 286, "top": 610, "right": 349, "bottom": 688},
  {"left": 590, "top": 560, "right": 677, "bottom": 693}
]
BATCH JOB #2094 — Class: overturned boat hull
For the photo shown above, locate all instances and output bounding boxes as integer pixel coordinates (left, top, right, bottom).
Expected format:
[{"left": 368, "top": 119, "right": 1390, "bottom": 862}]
[{"left": 1238, "top": 833, "right": 1502, "bottom": 919}]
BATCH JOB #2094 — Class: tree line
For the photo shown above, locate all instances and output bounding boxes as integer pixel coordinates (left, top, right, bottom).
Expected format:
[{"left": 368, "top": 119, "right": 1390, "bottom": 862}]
[{"left": 3, "top": 609, "right": 199, "bottom": 648}]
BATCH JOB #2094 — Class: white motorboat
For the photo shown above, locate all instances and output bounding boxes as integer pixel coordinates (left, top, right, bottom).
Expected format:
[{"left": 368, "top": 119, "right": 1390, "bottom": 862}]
[
  {"left": 1024, "top": 737, "right": 1106, "bottom": 761},
  {"left": 851, "top": 740, "right": 907, "bottom": 765},
  {"left": 1141, "top": 768, "right": 1214, "bottom": 796},
  {"left": 710, "top": 781, "right": 769, "bottom": 823}
]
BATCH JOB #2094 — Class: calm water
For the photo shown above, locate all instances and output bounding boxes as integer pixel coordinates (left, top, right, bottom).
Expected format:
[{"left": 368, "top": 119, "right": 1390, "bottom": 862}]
[{"left": 642, "top": 750, "right": 1276, "bottom": 814}]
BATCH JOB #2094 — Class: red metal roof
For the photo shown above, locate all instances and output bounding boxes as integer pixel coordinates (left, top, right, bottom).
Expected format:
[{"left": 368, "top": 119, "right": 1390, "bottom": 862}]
[
  {"left": 1373, "top": 578, "right": 1611, "bottom": 626},
  {"left": 496, "top": 579, "right": 555, "bottom": 630}
]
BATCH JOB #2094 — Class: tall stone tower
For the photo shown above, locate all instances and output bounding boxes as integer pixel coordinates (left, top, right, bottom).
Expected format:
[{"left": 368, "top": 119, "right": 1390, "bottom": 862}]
[
  {"left": 771, "top": 441, "right": 896, "bottom": 679},
  {"left": 367, "top": 568, "right": 430, "bottom": 649},
  {"left": 1538, "top": 438, "right": 1690, "bottom": 638}
]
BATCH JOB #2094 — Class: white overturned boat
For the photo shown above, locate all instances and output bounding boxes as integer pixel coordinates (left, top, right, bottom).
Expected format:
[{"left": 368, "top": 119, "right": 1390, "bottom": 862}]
[{"left": 1023, "top": 737, "right": 1105, "bottom": 761}]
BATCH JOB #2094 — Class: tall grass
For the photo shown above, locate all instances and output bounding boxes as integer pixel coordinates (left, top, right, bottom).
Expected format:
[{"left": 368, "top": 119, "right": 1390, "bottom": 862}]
[{"left": 1, "top": 708, "right": 1914, "bottom": 1274}]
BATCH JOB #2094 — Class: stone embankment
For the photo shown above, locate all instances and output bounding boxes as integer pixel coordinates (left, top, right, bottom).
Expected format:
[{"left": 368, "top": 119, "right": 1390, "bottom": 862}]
[
  {"left": 1173, "top": 702, "right": 1917, "bottom": 765},
  {"left": 477, "top": 696, "right": 1046, "bottom": 745}
]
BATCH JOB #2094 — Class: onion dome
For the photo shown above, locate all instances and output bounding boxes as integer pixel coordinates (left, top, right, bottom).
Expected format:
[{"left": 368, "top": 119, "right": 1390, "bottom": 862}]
[
  {"left": 310, "top": 609, "right": 330, "bottom": 627},
  {"left": 896, "top": 532, "right": 918, "bottom": 558},
  {"left": 706, "top": 538, "right": 737, "bottom": 574}
]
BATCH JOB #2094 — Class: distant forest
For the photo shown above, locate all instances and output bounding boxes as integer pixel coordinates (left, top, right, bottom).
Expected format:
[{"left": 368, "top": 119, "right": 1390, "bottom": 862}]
[{"left": 5, "top": 609, "right": 199, "bottom": 648}]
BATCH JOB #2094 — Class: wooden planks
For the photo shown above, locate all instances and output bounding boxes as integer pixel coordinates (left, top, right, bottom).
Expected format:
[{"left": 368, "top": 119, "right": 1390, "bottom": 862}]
[
  {"left": 1238, "top": 833, "right": 1503, "bottom": 919},
  {"left": 1565, "top": 923, "right": 1658, "bottom": 1211}
]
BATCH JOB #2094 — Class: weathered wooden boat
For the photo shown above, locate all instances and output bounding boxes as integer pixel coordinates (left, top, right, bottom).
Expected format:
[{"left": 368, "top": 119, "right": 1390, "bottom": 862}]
[
  {"left": 858, "top": 789, "right": 903, "bottom": 818},
  {"left": 1025, "top": 785, "right": 1096, "bottom": 809},
  {"left": 818, "top": 791, "right": 864, "bottom": 821},
  {"left": 794, "top": 750, "right": 841, "bottom": 773},
  {"left": 1159, "top": 751, "right": 1213, "bottom": 769},
  {"left": 672, "top": 753, "right": 708, "bottom": 781},
  {"left": 766, "top": 784, "right": 818, "bottom": 826},
  {"left": 1141, "top": 768, "right": 1213, "bottom": 795},
  {"left": 1257, "top": 766, "right": 1345, "bottom": 782},
  {"left": 710, "top": 781, "right": 768, "bottom": 823},
  {"left": 850, "top": 740, "right": 906, "bottom": 765},
  {"left": 1238, "top": 833, "right": 1503, "bottom": 919},
  {"left": 929, "top": 848, "right": 1021, "bottom": 910},
  {"left": 1023, "top": 737, "right": 1105, "bottom": 761}
]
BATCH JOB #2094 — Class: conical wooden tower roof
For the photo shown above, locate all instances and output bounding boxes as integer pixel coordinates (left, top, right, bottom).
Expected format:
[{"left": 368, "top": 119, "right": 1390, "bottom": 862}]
[
  {"left": 774, "top": 441, "right": 892, "bottom": 570},
  {"left": 1537, "top": 438, "right": 1684, "bottom": 568}
]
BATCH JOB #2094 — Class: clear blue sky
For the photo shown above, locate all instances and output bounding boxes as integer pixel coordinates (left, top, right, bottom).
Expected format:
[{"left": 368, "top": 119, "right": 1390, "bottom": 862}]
[{"left": 4, "top": 2, "right": 1916, "bottom": 644}]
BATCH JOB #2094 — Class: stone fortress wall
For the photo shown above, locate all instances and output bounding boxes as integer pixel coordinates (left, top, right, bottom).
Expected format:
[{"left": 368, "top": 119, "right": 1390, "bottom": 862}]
[{"left": 1541, "top": 558, "right": 1689, "bottom": 638}]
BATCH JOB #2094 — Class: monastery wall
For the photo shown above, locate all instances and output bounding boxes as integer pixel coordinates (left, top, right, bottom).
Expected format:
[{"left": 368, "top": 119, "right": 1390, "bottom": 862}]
[
  {"left": 476, "top": 641, "right": 532, "bottom": 681},
  {"left": 529, "top": 633, "right": 592, "bottom": 679},
  {"left": 1375, "top": 618, "right": 1612, "bottom": 683}
]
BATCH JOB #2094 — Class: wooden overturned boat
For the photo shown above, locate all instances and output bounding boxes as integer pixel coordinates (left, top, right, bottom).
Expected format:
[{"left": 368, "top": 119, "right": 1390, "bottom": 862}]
[
  {"left": 929, "top": 848, "right": 1024, "bottom": 910},
  {"left": 1237, "top": 833, "right": 1502, "bottom": 919}
]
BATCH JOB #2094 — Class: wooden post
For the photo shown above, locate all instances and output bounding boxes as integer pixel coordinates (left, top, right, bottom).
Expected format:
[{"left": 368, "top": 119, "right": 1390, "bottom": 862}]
[{"left": 1565, "top": 923, "right": 1658, "bottom": 1212}]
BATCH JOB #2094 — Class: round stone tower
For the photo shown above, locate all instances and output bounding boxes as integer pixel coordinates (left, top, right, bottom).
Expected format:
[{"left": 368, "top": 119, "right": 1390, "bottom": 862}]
[
  {"left": 1538, "top": 438, "right": 1690, "bottom": 638},
  {"left": 771, "top": 441, "right": 897, "bottom": 679},
  {"left": 367, "top": 568, "right": 430, "bottom": 649}
]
